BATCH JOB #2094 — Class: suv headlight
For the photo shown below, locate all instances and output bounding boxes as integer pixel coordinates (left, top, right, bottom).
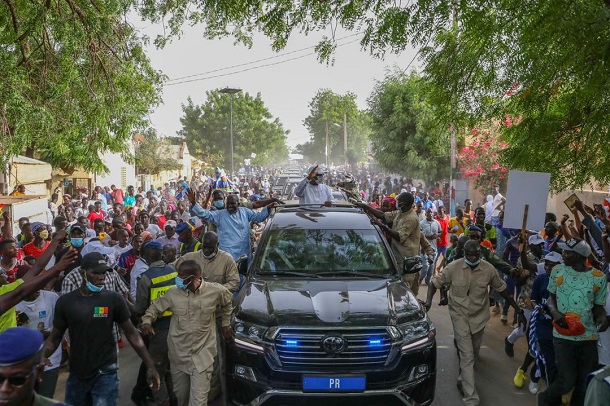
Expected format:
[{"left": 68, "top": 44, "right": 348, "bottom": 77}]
[
  {"left": 232, "top": 318, "right": 277, "bottom": 353},
  {"left": 389, "top": 318, "right": 435, "bottom": 353}
]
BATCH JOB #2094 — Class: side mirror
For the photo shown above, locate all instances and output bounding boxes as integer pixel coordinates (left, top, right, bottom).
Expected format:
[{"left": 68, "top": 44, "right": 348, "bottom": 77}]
[
  {"left": 403, "top": 256, "right": 423, "bottom": 275},
  {"left": 236, "top": 255, "right": 248, "bottom": 276}
]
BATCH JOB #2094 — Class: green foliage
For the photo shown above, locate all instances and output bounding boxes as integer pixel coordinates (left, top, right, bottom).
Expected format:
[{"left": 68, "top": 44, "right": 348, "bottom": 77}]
[
  {"left": 138, "top": 0, "right": 610, "bottom": 190},
  {"left": 367, "top": 70, "right": 450, "bottom": 182},
  {"left": 177, "top": 91, "right": 289, "bottom": 170},
  {"left": 0, "top": 1, "right": 163, "bottom": 173},
  {"left": 296, "top": 89, "right": 370, "bottom": 165},
  {"left": 135, "top": 129, "right": 182, "bottom": 175}
]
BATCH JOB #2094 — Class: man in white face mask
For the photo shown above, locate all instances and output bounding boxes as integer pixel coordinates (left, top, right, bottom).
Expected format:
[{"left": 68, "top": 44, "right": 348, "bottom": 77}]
[
  {"left": 172, "top": 231, "right": 240, "bottom": 292},
  {"left": 425, "top": 240, "right": 526, "bottom": 406}
]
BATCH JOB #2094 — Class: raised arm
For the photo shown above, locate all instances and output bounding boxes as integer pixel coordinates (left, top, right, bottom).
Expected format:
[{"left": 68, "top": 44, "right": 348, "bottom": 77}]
[
  {"left": 0, "top": 248, "right": 77, "bottom": 315},
  {"left": 353, "top": 202, "right": 385, "bottom": 219},
  {"left": 22, "top": 230, "right": 67, "bottom": 281},
  {"left": 1, "top": 211, "right": 12, "bottom": 240}
]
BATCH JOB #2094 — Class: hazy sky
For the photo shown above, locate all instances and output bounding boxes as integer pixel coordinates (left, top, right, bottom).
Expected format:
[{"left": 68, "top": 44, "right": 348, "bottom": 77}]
[{"left": 138, "top": 19, "right": 419, "bottom": 150}]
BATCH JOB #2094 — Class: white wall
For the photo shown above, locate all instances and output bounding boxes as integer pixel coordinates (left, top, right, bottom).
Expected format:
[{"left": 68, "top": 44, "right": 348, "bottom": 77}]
[{"left": 94, "top": 150, "right": 137, "bottom": 189}]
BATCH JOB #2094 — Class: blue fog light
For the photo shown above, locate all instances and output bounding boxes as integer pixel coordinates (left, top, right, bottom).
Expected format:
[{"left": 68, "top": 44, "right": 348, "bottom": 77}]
[{"left": 368, "top": 339, "right": 382, "bottom": 347}]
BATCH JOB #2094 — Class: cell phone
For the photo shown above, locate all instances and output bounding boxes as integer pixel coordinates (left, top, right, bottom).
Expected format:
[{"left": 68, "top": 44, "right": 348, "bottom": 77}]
[{"left": 564, "top": 193, "right": 580, "bottom": 210}]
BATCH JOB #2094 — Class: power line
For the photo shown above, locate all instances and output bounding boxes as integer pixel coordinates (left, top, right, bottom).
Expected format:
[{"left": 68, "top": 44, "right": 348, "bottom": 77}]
[
  {"left": 165, "top": 37, "right": 363, "bottom": 86},
  {"left": 166, "top": 33, "right": 361, "bottom": 83}
]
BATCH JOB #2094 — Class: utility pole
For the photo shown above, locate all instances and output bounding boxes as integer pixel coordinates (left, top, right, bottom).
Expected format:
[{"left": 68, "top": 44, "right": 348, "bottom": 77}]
[
  {"left": 219, "top": 87, "right": 242, "bottom": 179},
  {"left": 343, "top": 112, "right": 348, "bottom": 166},
  {"left": 449, "top": 1, "right": 458, "bottom": 217},
  {"left": 325, "top": 120, "right": 330, "bottom": 168}
]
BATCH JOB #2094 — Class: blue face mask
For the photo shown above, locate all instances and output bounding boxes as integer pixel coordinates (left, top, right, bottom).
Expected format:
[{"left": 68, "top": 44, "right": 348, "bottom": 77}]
[
  {"left": 175, "top": 276, "right": 191, "bottom": 289},
  {"left": 464, "top": 258, "right": 481, "bottom": 267},
  {"left": 84, "top": 275, "right": 104, "bottom": 293},
  {"left": 213, "top": 200, "right": 225, "bottom": 209},
  {"left": 70, "top": 238, "right": 84, "bottom": 248}
]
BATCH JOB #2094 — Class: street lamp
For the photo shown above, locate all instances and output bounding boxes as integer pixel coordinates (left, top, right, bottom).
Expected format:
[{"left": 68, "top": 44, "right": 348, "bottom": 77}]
[{"left": 219, "top": 87, "right": 242, "bottom": 179}]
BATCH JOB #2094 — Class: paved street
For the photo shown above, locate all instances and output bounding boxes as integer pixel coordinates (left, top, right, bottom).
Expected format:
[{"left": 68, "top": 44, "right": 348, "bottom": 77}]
[{"left": 54, "top": 286, "right": 538, "bottom": 405}]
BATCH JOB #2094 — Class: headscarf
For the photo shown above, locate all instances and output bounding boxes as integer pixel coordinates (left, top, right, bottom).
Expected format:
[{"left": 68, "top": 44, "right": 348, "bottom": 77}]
[
  {"left": 382, "top": 196, "right": 397, "bottom": 210},
  {"left": 30, "top": 222, "right": 45, "bottom": 233}
]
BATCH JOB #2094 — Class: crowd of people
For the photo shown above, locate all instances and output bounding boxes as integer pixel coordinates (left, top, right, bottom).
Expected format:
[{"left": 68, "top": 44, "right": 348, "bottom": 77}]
[{"left": 0, "top": 164, "right": 609, "bottom": 406}]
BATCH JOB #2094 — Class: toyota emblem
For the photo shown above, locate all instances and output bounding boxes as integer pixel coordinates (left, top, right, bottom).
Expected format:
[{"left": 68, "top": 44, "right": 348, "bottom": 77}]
[{"left": 321, "top": 335, "right": 347, "bottom": 354}]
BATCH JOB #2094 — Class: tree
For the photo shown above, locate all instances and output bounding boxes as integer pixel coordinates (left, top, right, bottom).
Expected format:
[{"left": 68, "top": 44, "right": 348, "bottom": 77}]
[
  {"left": 296, "top": 89, "right": 370, "bottom": 166},
  {"left": 135, "top": 129, "right": 181, "bottom": 175},
  {"left": 367, "top": 70, "right": 450, "bottom": 182},
  {"left": 139, "top": 1, "right": 610, "bottom": 190},
  {"left": 177, "top": 91, "right": 289, "bottom": 170},
  {"left": 0, "top": 1, "right": 162, "bottom": 173},
  {"left": 457, "top": 123, "right": 509, "bottom": 195}
]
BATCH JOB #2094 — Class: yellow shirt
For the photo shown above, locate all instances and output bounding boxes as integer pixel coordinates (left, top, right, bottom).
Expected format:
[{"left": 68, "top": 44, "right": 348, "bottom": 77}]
[
  {"left": 448, "top": 217, "right": 467, "bottom": 236},
  {"left": 0, "top": 279, "right": 25, "bottom": 332}
]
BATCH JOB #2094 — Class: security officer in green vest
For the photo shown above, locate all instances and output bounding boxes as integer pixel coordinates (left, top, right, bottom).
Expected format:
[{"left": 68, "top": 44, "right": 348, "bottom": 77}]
[
  {"left": 176, "top": 222, "right": 201, "bottom": 257},
  {"left": 585, "top": 365, "right": 610, "bottom": 405},
  {"left": 133, "top": 241, "right": 178, "bottom": 406}
]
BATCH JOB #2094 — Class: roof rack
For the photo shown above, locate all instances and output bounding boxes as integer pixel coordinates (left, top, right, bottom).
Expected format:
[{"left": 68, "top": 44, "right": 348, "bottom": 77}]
[{"left": 275, "top": 203, "right": 361, "bottom": 212}]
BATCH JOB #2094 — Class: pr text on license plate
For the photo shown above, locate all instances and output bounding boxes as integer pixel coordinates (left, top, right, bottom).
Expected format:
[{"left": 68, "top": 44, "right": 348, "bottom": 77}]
[{"left": 302, "top": 376, "right": 366, "bottom": 392}]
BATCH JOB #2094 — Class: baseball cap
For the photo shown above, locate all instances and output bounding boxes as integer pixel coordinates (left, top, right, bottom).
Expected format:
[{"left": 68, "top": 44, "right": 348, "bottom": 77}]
[
  {"left": 175, "top": 222, "right": 191, "bottom": 233},
  {"left": 528, "top": 234, "right": 545, "bottom": 246},
  {"left": 81, "top": 252, "right": 112, "bottom": 273},
  {"left": 307, "top": 165, "right": 327, "bottom": 175},
  {"left": 165, "top": 220, "right": 177, "bottom": 229},
  {"left": 410, "top": 187, "right": 417, "bottom": 192},
  {"left": 557, "top": 238, "right": 592, "bottom": 258},
  {"left": 544, "top": 251, "right": 563, "bottom": 263},
  {"left": 69, "top": 223, "right": 86, "bottom": 234}
]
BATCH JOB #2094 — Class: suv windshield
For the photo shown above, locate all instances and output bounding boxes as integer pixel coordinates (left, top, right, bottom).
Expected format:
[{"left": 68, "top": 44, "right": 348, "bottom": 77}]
[{"left": 257, "top": 228, "right": 394, "bottom": 275}]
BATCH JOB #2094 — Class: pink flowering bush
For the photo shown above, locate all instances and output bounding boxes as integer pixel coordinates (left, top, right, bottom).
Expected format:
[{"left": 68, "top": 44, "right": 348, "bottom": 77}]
[{"left": 457, "top": 123, "right": 509, "bottom": 194}]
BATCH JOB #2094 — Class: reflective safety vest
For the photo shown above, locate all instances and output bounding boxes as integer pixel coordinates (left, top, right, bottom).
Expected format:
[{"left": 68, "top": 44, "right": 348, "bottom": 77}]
[
  {"left": 143, "top": 264, "right": 177, "bottom": 320},
  {"left": 180, "top": 241, "right": 201, "bottom": 256}
]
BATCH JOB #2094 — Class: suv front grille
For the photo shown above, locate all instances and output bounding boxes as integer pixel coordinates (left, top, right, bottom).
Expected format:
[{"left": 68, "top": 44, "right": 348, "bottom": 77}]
[{"left": 275, "top": 328, "right": 392, "bottom": 369}]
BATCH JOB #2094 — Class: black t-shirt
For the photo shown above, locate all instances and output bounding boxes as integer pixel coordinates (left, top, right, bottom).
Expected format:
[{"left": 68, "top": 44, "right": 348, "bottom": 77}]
[{"left": 53, "top": 289, "right": 130, "bottom": 379}]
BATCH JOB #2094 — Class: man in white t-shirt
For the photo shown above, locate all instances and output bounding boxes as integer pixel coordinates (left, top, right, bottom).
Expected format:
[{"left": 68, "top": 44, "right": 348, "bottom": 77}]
[
  {"left": 491, "top": 186, "right": 506, "bottom": 219},
  {"left": 16, "top": 288, "right": 62, "bottom": 398}
]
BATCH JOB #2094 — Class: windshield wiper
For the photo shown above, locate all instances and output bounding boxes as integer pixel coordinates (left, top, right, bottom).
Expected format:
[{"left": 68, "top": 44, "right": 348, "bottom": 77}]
[
  {"left": 257, "top": 271, "right": 322, "bottom": 278},
  {"left": 315, "top": 271, "right": 388, "bottom": 279}
]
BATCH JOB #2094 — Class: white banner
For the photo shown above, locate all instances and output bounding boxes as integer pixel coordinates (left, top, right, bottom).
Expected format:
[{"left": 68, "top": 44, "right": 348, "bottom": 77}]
[{"left": 503, "top": 170, "right": 551, "bottom": 231}]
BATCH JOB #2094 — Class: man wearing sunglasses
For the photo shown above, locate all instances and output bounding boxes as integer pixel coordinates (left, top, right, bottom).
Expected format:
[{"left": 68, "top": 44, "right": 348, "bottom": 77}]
[
  {"left": 43, "top": 252, "right": 160, "bottom": 405},
  {"left": 0, "top": 326, "right": 67, "bottom": 405}
]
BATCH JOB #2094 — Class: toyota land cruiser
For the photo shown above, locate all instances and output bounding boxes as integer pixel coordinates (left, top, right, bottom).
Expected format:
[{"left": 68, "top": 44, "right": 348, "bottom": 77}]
[{"left": 226, "top": 205, "right": 436, "bottom": 405}]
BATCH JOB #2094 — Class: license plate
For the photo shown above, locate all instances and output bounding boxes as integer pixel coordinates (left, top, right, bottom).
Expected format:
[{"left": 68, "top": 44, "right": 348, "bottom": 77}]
[{"left": 302, "top": 376, "right": 366, "bottom": 392}]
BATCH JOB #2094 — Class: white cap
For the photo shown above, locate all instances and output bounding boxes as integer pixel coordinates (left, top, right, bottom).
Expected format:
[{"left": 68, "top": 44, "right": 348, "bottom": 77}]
[
  {"left": 544, "top": 251, "right": 563, "bottom": 263},
  {"left": 528, "top": 234, "right": 545, "bottom": 246}
]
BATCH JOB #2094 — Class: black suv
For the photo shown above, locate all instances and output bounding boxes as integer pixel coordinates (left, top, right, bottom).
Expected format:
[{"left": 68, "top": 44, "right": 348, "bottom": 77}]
[{"left": 226, "top": 205, "right": 436, "bottom": 406}]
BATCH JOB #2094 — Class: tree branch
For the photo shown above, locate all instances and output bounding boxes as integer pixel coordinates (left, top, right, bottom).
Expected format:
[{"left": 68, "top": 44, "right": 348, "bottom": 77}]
[{"left": 3, "top": 0, "right": 30, "bottom": 66}]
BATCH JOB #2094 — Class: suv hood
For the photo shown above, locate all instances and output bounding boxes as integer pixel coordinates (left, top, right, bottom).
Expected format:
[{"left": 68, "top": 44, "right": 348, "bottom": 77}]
[{"left": 235, "top": 279, "right": 423, "bottom": 327}]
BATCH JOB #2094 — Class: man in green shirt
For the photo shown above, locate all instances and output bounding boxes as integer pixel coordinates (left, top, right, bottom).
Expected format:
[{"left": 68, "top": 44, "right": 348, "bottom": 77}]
[{"left": 538, "top": 238, "right": 608, "bottom": 406}]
